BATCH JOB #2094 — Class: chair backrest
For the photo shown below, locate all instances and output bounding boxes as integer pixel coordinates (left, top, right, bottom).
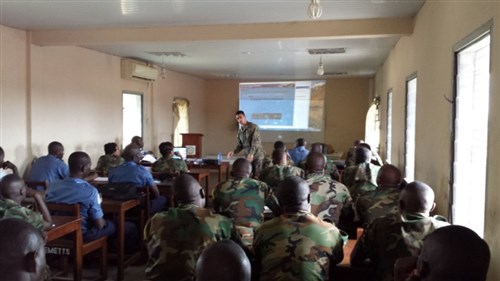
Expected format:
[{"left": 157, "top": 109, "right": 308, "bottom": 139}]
[
  {"left": 25, "top": 180, "right": 48, "bottom": 191},
  {"left": 98, "top": 183, "right": 145, "bottom": 201},
  {"left": 46, "top": 203, "right": 81, "bottom": 218}
]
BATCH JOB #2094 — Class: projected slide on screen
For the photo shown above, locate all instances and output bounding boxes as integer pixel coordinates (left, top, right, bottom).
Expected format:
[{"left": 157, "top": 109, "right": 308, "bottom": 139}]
[{"left": 239, "top": 81, "right": 325, "bottom": 131}]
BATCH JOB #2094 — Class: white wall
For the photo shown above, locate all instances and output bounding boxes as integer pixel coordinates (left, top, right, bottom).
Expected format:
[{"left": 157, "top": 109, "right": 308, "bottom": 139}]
[
  {"left": 0, "top": 25, "right": 206, "bottom": 172},
  {"left": 376, "top": 2, "right": 500, "bottom": 279}
]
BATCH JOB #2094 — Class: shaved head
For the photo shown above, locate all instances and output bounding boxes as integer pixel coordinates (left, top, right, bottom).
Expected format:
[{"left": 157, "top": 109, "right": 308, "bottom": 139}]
[
  {"left": 305, "top": 152, "right": 326, "bottom": 173},
  {"left": 195, "top": 240, "right": 251, "bottom": 281},
  {"left": 68, "top": 151, "right": 91, "bottom": 177},
  {"left": 273, "top": 141, "right": 285, "bottom": 150},
  {"left": 376, "top": 164, "right": 402, "bottom": 187},
  {"left": 122, "top": 144, "right": 142, "bottom": 163},
  {"left": 418, "top": 225, "right": 490, "bottom": 281},
  {"left": 277, "top": 176, "right": 310, "bottom": 212},
  {"left": 272, "top": 149, "right": 287, "bottom": 165},
  {"left": 0, "top": 174, "right": 25, "bottom": 203},
  {"left": 231, "top": 158, "right": 252, "bottom": 179},
  {"left": 354, "top": 147, "right": 371, "bottom": 164},
  {"left": 48, "top": 141, "right": 64, "bottom": 159},
  {"left": 399, "top": 181, "right": 435, "bottom": 214},
  {"left": 0, "top": 218, "right": 45, "bottom": 281},
  {"left": 310, "top": 143, "right": 324, "bottom": 154},
  {"left": 173, "top": 174, "right": 204, "bottom": 206},
  {"left": 131, "top": 136, "right": 144, "bottom": 148}
]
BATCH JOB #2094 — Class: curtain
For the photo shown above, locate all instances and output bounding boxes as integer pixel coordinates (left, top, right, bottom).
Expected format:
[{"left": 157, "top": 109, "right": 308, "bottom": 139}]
[{"left": 173, "top": 98, "right": 190, "bottom": 146}]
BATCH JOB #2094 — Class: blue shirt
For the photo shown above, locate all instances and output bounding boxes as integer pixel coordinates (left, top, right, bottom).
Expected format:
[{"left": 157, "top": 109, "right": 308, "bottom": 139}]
[
  {"left": 108, "top": 161, "right": 154, "bottom": 187},
  {"left": 288, "top": 146, "right": 309, "bottom": 165},
  {"left": 29, "top": 155, "right": 69, "bottom": 186},
  {"left": 46, "top": 178, "right": 103, "bottom": 234}
]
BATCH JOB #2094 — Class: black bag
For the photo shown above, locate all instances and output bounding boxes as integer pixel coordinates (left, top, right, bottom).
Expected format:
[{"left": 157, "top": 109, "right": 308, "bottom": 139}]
[{"left": 99, "top": 183, "right": 144, "bottom": 201}]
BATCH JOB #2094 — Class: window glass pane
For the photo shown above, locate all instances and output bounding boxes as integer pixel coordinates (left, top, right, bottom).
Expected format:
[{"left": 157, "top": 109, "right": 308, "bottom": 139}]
[
  {"left": 453, "top": 34, "right": 490, "bottom": 237},
  {"left": 386, "top": 91, "right": 393, "bottom": 163},
  {"left": 405, "top": 78, "right": 417, "bottom": 181},
  {"left": 365, "top": 102, "right": 380, "bottom": 152},
  {"left": 123, "top": 93, "right": 143, "bottom": 145},
  {"left": 173, "top": 98, "right": 190, "bottom": 146}
]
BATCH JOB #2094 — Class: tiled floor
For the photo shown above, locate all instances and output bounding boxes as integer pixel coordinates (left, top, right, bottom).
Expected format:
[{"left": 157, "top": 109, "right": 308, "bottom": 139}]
[{"left": 49, "top": 260, "right": 148, "bottom": 281}]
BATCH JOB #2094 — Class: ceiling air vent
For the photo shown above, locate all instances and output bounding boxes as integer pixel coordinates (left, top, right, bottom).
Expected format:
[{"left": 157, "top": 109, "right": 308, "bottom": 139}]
[
  {"left": 307, "top": 48, "right": 346, "bottom": 55},
  {"left": 148, "top": 51, "right": 187, "bottom": 57},
  {"left": 323, "top": 71, "right": 348, "bottom": 76}
]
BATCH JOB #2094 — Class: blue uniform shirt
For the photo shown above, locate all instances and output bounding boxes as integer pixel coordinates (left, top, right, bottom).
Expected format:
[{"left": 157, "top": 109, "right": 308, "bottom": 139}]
[
  {"left": 108, "top": 161, "right": 154, "bottom": 187},
  {"left": 46, "top": 178, "right": 103, "bottom": 234},
  {"left": 29, "top": 155, "right": 69, "bottom": 185},
  {"left": 288, "top": 146, "right": 310, "bottom": 165}
]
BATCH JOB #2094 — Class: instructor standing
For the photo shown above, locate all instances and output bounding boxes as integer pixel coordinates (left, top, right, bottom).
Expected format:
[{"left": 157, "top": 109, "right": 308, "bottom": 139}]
[{"left": 227, "top": 110, "right": 265, "bottom": 177}]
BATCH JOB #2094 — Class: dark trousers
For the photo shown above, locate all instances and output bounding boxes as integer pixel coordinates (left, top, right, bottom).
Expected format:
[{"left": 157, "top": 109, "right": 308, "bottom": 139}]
[
  {"left": 150, "top": 195, "right": 168, "bottom": 214},
  {"left": 83, "top": 219, "right": 139, "bottom": 254}
]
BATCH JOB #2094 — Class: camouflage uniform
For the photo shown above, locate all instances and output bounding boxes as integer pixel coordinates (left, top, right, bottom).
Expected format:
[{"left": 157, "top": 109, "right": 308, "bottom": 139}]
[
  {"left": 298, "top": 158, "right": 339, "bottom": 181},
  {"left": 144, "top": 203, "right": 233, "bottom": 281},
  {"left": 306, "top": 172, "right": 352, "bottom": 226},
  {"left": 254, "top": 210, "right": 344, "bottom": 281},
  {"left": 233, "top": 121, "right": 265, "bottom": 176},
  {"left": 345, "top": 147, "right": 356, "bottom": 167},
  {"left": 213, "top": 177, "right": 272, "bottom": 247},
  {"left": 342, "top": 163, "right": 380, "bottom": 201},
  {"left": 351, "top": 212, "right": 449, "bottom": 281},
  {"left": 356, "top": 185, "right": 400, "bottom": 226},
  {"left": 95, "top": 154, "right": 125, "bottom": 176},
  {"left": 152, "top": 156, "right": 188, "bottom": 174},
  {"left": 262, "top": 156, "right": 294, "bottom": 171},
  {"left": 259, "top": 164, "right": 304, "bottom": 191},
  {"left": 0, "top": 198, "right": 44, "bottom": 231}
]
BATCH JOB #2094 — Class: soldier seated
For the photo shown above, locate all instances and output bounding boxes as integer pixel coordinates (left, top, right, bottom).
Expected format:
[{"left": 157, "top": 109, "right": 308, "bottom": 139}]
[
  {"left": 145, "top": 174, "right": 233, "bottom": 281},
  {"left": 254, "top": 176, "right": 344, "bottom": 281}
]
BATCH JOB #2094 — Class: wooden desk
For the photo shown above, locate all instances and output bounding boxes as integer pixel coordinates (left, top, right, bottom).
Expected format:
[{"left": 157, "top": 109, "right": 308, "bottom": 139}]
[
  {"left": 157, "top": 181, "right": 174, "bottom": 207},
  {"left": 341, "top": 239, "right": 357, "bottom": 265},
  {"left": 187, "top": 161, "right": 230, "bottom": 183},
  {"left": 101, "top": 198, "right": 141, "bottom": 281},
  {"left": 46, "top": 216, "right": 83, "bottom": 281},
  {"left": 188, "top": 168, "right": 210, "bottom": 194}
]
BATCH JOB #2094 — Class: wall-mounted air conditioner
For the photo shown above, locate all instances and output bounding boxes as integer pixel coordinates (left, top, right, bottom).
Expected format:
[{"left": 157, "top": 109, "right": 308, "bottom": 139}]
[{"left": 121, "top": 59, "right": 158, "bottom": 81}]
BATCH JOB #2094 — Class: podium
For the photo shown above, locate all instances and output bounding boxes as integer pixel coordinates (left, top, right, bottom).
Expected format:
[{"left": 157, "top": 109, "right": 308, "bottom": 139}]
[{"left": 181, "top": 133, "right": 203, "bottom": 158}]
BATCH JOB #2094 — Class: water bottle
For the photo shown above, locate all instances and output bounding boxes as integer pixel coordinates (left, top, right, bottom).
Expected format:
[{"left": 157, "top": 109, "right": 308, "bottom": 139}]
[{"left": 217, "top": 152, "right": 222, "bottom": 165}]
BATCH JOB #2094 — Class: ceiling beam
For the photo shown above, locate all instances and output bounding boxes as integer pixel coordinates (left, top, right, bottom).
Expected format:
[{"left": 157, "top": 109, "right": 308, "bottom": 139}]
[{"left": 31, "top": 18, "right": 414, "bottom": 46}]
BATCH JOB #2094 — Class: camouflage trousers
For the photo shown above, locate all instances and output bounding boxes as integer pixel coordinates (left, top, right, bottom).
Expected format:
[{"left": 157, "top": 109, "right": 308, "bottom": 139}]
[{"left": 251, "top": 157, "right": 264, "bottom": 179}]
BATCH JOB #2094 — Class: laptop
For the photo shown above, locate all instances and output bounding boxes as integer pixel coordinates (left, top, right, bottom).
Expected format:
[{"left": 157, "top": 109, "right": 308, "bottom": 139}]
[{"left": 173, "top": 147, "right": 188, "bottom": 159}]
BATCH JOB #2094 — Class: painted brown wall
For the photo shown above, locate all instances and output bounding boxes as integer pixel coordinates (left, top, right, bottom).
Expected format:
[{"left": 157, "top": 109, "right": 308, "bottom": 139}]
[{"left": 204, "top": 78, "right": 371, "bottom": 157}]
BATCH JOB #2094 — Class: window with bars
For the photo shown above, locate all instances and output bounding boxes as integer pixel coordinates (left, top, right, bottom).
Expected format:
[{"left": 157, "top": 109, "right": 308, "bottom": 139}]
[
  {"left": 386, "top": 90, "right": 393, "bottom": 163},
  {"left": 451, "top": 31, "right": 490, "bottom": 237},
  {"left": 405, "top": 77, "right": 417, "bottom": 182}
]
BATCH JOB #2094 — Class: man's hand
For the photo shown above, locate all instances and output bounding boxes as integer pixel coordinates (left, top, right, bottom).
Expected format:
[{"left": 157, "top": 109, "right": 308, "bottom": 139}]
[
  {"left": 1, "top": 161, "right": 19, "bottom": 176},
  {"left": 2, "top": 161, "right": 17, "bottom": 170},
  {"left": 246, "top": 154, "right": 254, "bottom": 162},
  {"left": 85, "top": 171, "right": 98, "bottom": 182},
  {"left": 173, "top": 151, "right": 183, "bottom": 159},
  {"left": 25, "top": 187, "right": 39, "bottom": 198},
  {"left": 227, "top": 151, "right": 234, "bottom": 158}
]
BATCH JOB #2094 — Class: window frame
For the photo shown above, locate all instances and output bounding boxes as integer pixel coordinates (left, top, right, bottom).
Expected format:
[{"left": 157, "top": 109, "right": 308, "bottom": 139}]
[
  {"left": 404, "top": 73, "right": 417, "bottom": 182},
  {"left": 386, "top": 89, "right": 393, "bottom": 163},
  {"left": 122, "top": 91, "right": 144, "bottom": 146},
  {"left": 449, "top": 20, "right": 492, "bottom": 233}
]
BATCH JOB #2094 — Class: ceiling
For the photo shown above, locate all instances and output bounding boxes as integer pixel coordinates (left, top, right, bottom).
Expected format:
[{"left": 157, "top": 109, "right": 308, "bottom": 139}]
[{"left": 0, "top": 0, "right": 424, "bottom": 80}]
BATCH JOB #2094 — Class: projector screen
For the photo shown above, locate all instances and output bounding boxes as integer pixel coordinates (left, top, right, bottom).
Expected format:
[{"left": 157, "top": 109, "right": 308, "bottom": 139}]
[
  {"left": 239, "top": 81, "right": 325, "bottom": 131},
  {"left": 239, "top": 80, "right": 326, "bottom": 143}
]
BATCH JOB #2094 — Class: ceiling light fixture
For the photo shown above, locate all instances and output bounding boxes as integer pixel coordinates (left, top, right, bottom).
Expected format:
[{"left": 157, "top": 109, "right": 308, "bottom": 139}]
[
  {"left": 160, "top": 54, "right": 166, "bottom": 79},
  {"left": 317, "top": 56, "right": 325, "bottom": 76},
  {"left": 308, "top": 0, "right": 323, "bottom": 20}
]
